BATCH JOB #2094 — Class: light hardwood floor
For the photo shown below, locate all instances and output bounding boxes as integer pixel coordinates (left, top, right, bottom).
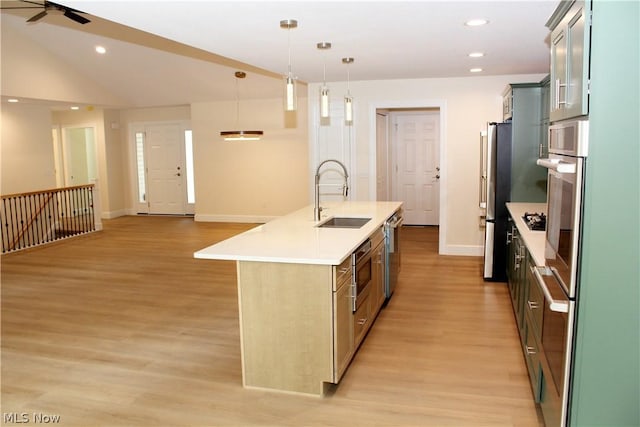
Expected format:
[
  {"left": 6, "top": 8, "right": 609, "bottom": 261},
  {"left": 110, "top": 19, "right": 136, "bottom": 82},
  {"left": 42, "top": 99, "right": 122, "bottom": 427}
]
[{"left": 1, "top": 216, "right": 544, "bottom": 426}]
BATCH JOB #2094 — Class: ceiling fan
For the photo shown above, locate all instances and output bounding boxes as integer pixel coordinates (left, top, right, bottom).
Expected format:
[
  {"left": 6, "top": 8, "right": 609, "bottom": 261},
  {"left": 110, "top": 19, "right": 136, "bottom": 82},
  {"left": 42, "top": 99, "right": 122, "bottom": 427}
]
[{"left": 1, "top": 0, "right": 90, "bottom": 24}]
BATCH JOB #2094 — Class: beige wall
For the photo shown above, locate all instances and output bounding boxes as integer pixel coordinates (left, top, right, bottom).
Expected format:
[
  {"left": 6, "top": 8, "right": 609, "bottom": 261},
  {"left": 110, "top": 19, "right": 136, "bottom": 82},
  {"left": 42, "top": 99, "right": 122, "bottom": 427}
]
[
  {"left": 191, "top": 97, "right": 309, "bottom": 222},
  {"left": 1, "top": 104, "right": 56, "bottom": 194},
  {"left": 309, "top": 73, "right": 546, "bottom": 254}
]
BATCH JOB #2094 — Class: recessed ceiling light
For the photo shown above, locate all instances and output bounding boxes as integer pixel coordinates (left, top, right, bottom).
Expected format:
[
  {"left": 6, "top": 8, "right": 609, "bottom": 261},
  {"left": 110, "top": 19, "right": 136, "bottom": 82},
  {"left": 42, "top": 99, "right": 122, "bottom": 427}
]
[
  {"left": 7, "top": 98, "right": 19, "bottom": 103},
  {"left": 70, "top": 106, "right": 80, "bottom": 110},
  {"left": 469, "top": 52, "right": 485, "bottom": 58},
  {"left": 465, "top": 19, "right": 489, "bottom": 27},
  {"left": 95, "top": 46, "right": 106, "bottom": 54},
  {"left": 470, "top": 68, "right": 483, "bottom": 73}
]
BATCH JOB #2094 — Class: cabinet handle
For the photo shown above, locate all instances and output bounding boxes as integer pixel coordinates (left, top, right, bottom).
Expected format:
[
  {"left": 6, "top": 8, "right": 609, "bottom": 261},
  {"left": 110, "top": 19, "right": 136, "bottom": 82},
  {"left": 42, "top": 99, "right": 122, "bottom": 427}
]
[
  {"left": 555, "top": 78, "right": 567, "bottom": 108},
  {"left": 526, "top": 346, "right": 537, "bottom": 355},
  {"left": 357, "top": 318, "right": 368, "bottom": 325},
  {"left": 528, "top": 301, "right": 539, "bottom": 310},
  {"left": 339, "top": 267, "right": 350, "bottom": 274},
  {"left": 506, "top": 230, "right": 512, "bottom": 244}
]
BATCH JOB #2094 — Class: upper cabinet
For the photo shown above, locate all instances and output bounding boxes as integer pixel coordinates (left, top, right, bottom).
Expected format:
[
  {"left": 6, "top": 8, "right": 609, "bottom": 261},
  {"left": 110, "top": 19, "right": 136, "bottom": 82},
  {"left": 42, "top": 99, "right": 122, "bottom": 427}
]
[{"left": 547, "top": 0, "right": 592, "bottom": 122}]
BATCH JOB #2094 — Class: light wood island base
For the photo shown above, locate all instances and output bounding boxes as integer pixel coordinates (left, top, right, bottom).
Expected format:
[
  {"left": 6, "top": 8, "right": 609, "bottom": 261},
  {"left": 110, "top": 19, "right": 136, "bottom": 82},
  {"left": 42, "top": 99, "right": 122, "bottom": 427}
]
[{"left": 237, "top": 261, "right": 334, "bottom": 396}]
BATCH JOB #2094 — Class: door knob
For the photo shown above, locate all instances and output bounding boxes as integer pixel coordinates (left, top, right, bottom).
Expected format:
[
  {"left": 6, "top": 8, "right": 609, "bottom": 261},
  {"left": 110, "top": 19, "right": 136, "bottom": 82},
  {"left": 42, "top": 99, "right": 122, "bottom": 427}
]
[
  {"left": 435, "top": 174, "right": 440, "bottom": 179},
  {"left": 175, "top": 173, "right": 181, "bottom": 177}
]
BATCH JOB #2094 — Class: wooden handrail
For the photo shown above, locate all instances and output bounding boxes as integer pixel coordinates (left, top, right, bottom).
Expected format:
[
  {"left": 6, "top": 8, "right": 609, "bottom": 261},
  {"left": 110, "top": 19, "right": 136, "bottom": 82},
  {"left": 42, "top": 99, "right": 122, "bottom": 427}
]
[
  {"left": 8, "top": 192, "right": 55, "bottom": 251},
  {"left": 1, "top": 184, "right": 95, "bottom": 200},
  {"left": 2, "top": 184, "right": 98, "bottom": 253}
]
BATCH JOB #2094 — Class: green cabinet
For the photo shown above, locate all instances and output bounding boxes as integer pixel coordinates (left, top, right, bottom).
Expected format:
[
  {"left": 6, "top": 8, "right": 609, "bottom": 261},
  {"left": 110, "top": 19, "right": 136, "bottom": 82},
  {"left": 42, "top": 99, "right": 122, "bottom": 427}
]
[
  {"left": 539, "top": 75, "right": 551, "bottom": 159},
  {"left": 547, "top": 0, "right": 591, "bottom": 121},
  {"left": 502, "top": 83, "right": 548, "bottom": 203},
  {"left": 567, "top": 2, "right": 640, "bottom": 425},
  {"left": 506, "top": 214, "right": 542, "bottom": 402}
]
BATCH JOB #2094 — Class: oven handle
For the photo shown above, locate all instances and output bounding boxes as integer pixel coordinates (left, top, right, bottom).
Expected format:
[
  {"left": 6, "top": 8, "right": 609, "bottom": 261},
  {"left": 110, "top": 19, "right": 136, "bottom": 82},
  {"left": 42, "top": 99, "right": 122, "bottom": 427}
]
[
  {"left": 536, "top": 158, "right": 576, "bottom": 174},
  {"left": 532, "top": 266, "right": 569, "bottom": 313}
]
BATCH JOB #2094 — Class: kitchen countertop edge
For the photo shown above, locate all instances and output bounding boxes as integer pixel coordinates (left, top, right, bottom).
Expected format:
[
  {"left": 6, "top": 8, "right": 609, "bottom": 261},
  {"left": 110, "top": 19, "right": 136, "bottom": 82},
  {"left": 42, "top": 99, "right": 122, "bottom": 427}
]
[
  {"left": 506, "top": 202, "right": 547, "bottom": 267},
  {"left": 194, "top": 201, "right": 402, "bottom": 265}
]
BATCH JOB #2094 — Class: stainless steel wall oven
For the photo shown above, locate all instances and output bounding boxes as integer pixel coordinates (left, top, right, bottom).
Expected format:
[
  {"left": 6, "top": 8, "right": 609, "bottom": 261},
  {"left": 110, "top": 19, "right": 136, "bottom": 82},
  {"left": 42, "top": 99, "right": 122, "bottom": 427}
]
[{"left": 535, "top": 119, "right": 588, "bottom": 427}]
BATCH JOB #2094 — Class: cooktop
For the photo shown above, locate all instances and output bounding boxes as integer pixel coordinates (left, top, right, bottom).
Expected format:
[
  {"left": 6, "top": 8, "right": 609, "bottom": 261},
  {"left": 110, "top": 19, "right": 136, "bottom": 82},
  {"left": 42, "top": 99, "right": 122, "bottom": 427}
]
[{"left": 522, "top": 212, "right": 546, "bottom": 231}]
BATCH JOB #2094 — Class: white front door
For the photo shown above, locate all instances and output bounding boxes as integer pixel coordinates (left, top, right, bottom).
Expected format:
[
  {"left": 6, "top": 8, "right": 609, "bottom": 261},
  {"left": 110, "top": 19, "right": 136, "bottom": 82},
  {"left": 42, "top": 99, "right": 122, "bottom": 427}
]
[
  {"left": 145, "top": 123, "right": 185, "bottom": 215},
  {"left": 393, "top": 111, "right": 440, "bottom": 225}
]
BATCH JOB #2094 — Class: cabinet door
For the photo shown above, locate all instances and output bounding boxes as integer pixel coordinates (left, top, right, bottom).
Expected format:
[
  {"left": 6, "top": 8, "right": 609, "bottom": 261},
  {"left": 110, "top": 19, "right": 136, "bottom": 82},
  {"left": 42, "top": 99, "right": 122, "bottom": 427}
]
[
  {"left": 566, "top": 3, "right": 589, "bottom": 118},
  {"left": 550, "top": 27, "right": 568, "bottom": 122},
  {"left": 550, "top": 1, "right": 590, "bottom": 121},
  {"left": 333, "top": 280, "right": 354, "bottom": 382}
]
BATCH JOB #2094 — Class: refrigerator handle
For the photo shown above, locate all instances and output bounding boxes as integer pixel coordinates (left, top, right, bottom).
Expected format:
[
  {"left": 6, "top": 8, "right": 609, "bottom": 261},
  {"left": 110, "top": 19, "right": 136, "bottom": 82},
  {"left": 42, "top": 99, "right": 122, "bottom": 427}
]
[{"left": 479, "top": 130, "right": 488, "bottom": 209}]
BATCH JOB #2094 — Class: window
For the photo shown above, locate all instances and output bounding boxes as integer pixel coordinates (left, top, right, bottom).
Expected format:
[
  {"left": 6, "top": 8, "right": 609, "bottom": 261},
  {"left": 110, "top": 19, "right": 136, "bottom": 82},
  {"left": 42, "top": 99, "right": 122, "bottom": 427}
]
[
  {"left": 185, "top": 130, "right": 195, "bottom": 204},
  {"left": 135, "top": 132, "right": 146, "bottom": 203}
]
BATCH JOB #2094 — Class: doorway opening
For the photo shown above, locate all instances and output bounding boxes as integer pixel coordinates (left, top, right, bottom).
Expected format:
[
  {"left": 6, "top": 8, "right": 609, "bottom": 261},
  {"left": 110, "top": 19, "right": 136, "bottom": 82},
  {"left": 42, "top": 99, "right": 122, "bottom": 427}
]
[
  {"left": 53, "top": 125, "right": 98, "bottom": 188},
  {"left": 372, "top": 101, "right": 446, "bottom": 254}
]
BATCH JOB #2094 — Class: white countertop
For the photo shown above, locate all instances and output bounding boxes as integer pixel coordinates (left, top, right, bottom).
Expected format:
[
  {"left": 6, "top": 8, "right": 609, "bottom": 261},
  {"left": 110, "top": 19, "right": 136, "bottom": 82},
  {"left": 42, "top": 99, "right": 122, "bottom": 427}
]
[
  {"left": 506, "top": 202, "right": 547, "bottom": 267},
  {"left": 194, "top": 201, "right": 403, "bottom": 265}
]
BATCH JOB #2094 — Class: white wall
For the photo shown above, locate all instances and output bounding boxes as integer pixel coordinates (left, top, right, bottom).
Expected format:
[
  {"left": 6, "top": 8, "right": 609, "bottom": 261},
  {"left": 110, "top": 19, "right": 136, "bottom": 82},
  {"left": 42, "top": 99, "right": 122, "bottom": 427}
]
[
  {"left": 1, "top": 18, "right": 126, "bottom": 107},
  {"left": 310, "top": 73, "right": 546, "bottom": 254},
  {"left": 1, "top": 104, "right": 56, "bottom": 194},
  {"left": 191, "top": 97, "right": 309, "bottom": 222}
]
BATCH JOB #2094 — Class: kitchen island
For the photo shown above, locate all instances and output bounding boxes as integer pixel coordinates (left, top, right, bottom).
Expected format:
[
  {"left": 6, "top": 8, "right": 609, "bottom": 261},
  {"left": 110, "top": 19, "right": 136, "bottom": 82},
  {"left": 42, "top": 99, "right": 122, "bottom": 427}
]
[{"left": 195, "top": 201, "right": 402, "bottom": 396}]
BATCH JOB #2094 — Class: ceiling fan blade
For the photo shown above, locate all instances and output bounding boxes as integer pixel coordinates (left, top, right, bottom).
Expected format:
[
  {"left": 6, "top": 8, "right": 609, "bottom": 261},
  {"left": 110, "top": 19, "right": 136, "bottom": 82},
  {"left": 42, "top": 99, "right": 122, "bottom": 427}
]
[
  {"left": 63, "top": 9, "right": 90, "bottom": 24},
  {"left": 26, "top": 10, "right": 48, "bottom": 22}
]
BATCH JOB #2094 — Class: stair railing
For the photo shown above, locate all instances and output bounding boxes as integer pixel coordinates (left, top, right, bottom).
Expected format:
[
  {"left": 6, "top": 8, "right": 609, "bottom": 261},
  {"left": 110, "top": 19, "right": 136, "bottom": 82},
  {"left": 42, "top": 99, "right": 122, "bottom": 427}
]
[{"left": 1, "top": 183, "right": 99, "bottom": 254}]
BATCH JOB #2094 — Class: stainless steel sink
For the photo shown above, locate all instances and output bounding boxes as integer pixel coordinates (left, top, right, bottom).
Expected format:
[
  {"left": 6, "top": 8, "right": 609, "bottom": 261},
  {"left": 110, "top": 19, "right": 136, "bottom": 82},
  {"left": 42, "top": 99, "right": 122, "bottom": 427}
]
[{"left": 316, "top": 217, "right": 371, "bottom": 229}]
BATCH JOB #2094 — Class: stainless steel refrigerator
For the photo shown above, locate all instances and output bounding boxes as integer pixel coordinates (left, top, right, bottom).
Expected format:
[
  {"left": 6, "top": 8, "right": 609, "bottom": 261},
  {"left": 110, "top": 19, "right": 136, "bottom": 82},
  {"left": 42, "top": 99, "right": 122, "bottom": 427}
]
[{"left": 481, "top": 122, "right": 512, "bottom": 281}]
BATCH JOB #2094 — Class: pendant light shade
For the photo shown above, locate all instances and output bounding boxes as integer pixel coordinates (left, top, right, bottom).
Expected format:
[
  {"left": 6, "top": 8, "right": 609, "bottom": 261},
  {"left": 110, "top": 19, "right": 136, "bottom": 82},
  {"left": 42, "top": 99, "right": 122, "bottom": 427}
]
[
  {"left": 342, "top": 57, "right": 354, "bottom": 125},
  {"left": 317, "top": 42, "right": 331, "bottom": 120},
  {"left": 280, "top": 19, "right": 298, "bottom": 112},
  {"left": 221, "top": 71, "right": 263, "bottom": 141},
  {"left": 220, "top": 130, "right": 263, "bottom": 141}
]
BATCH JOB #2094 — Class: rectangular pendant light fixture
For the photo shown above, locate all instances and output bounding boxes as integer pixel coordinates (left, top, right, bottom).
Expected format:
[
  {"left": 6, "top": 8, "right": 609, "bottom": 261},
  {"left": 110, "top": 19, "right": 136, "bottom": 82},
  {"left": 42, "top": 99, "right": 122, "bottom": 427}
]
[
  {"left": 317, "top": 42, "right": 331, "bottom": 119},
  {"left": 342, "top": 57, "right": 354, "bottom": 125},
  {"left": 280, "top": 19, "right": 298, "bottom": 112}
]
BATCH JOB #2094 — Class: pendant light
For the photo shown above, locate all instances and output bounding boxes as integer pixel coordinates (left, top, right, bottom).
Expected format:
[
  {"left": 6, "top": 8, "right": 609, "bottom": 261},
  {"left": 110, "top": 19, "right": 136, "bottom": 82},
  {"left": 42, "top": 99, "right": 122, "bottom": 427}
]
[
  {"left": 342, "top": 57, "right": 354, "bottom": 126},
  {"left": 220, "top": 71, "right": 263, "bottom": 141},
  {"left": 280, "top": 19, "right": 298, "bottom": 112},
  {"left": 317, "top": 42, "right": 331, "bottom": 119}
]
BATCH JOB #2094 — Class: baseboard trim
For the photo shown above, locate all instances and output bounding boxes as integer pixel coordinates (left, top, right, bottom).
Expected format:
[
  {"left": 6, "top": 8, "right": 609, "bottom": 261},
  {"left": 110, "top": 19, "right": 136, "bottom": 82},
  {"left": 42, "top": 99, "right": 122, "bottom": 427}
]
[
  {"left": 194, "top": 214, "right": 276, "bottom": 224},
  {"left": 101, "top": 209, "right": 127, "bottom": 219},
  {"left": 440, "top": 244, "right": 483, "bottom": 257}
]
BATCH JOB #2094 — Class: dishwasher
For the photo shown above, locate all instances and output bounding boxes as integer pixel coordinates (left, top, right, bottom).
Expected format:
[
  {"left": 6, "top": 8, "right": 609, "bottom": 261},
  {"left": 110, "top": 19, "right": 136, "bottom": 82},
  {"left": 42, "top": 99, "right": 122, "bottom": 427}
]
[{"left": 384, "top": 210, "right": 403, "bottom": 299}]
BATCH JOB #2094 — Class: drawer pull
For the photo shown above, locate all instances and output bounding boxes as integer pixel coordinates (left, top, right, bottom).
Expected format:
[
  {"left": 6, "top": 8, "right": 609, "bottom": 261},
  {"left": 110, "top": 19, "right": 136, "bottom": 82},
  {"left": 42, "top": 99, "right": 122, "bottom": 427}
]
[
  {"left": 526, "top": 346, "right": 537, "bottom": 355},
  {"left": 339, "top": 267, "right": 350, "bottom": 274},
  {"left": 357, "top": 318, "right": 367, "bottom": 325},
  {"left": 528, "top": 301, "right": 539, "bottom": 310}
]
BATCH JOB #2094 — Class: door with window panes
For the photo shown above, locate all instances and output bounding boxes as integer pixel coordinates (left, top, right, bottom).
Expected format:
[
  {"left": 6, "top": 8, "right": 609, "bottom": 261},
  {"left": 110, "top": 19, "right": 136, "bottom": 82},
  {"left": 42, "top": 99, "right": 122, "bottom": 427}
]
[{"left": 134, "top": 122, "right": 195, "bottom": 215}]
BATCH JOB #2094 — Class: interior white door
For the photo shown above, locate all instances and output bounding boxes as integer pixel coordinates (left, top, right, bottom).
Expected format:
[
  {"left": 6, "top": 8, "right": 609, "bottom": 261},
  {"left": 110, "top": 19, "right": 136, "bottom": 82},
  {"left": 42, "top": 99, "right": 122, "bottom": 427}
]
[
  {"left": 394, "top": 111, "right": 440, "bottom": 225},
  {"left": 145, "top": 123, "right": 185, "bottom": 215}
]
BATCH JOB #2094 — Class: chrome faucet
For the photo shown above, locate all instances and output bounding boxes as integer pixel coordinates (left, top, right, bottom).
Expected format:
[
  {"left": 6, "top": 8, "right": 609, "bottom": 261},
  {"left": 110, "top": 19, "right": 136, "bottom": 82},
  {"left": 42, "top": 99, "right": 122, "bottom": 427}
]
[{"left": 314, "top": 159, "right": 349, "bottom": 221}]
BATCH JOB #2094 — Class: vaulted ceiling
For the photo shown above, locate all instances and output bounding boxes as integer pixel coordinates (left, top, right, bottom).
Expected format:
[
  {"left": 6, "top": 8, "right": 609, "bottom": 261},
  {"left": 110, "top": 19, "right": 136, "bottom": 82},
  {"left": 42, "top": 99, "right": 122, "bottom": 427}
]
[{"left": 1, "top": 0, "right": 558, "bottom": 109}]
